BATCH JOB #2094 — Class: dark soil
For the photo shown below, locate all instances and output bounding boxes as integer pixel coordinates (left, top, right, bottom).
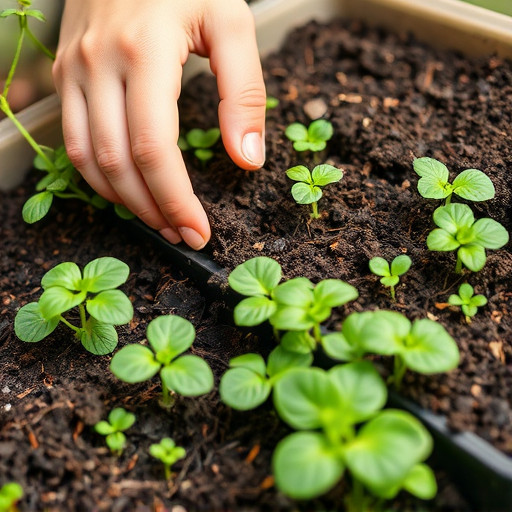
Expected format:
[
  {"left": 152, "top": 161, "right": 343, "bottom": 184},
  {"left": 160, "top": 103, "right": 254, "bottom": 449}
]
[
  {"left": 180, "top": 18, "right": 512, "bottom": 454},
  {"left": 0, "top": 14, "right": 508, "bottom": 512}
]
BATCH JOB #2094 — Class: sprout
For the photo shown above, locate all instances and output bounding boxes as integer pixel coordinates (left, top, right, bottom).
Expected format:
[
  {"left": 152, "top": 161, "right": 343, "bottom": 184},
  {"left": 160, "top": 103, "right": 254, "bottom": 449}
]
[
  {"left": 285, "top": 119, "right": 333, "bottom": 153},
  {"left": 94, "top": 408, "right": 136, "bottom": 455},
  {"left": 369, "top": 255, "right": 412, "bottom": 300},
  {"left": 448, "top": 283, "right": 487, "bottom": 323}
]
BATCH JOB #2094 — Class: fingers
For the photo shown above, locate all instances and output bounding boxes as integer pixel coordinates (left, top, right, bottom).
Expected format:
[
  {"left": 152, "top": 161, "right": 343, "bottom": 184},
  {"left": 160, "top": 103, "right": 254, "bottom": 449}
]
[
  {"left": 125, "top": 53, "right": 211, "bottom": 249},
  {"left": 205, "top": 2, "right": 267, "bottom": 170}
]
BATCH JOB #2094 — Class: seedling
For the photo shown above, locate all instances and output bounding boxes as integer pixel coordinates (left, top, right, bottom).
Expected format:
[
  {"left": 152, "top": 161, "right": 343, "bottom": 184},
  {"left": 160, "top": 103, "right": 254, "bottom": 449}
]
[
  {"left": 14, "top": 257, "right": 133, "bottom": 355},
  {"left": 272, "top": 362, "right": 436, "bottom": 507},
  {"left": 413, "top": 157, "right": 495, "bottom": 205},
  {"left": 110, "top": 315, "right": 214, "bottom": 408},
  {"left": 448, "top": 283, "right": 487, "bottom": 323},
  {"left": 427, "top": 203, "right": 509, "bottom": 273},
  {"left": 369, "top": 254, "right": 412, "bottom": 300},
  {"left": 94, "top": 407, "right": 136, "bottom": 455},
  {"left": 178, "top": 127, "right": 221, "bottom": 164},
  {"left": 265, "top": 96, "right": 279, "bottom": 110},
  {"left": 149, "top": 438, "right": 186, "bottom": 480},
  {"left": 286, "top": 164, "right": 343, "bottom": 219},
  {"left": 0, "top": 483, "right": 23, "bottom": 512},
  {"left": 219, "top": 346, "right": 312, "bottom": 410},
  {"left": 228, "top": 257, "right": 358, "bottom": 347},
  {"left": 285, "top": 119, "right": 333, "bottom": 153}
]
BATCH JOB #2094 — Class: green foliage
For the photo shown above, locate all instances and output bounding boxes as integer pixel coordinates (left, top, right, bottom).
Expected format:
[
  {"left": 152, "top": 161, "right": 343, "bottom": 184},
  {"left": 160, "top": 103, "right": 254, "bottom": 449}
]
[
  {"left": 369, "top": 254, "right": 412, "bottom": 300},
  {"left": 219, "top": 346, "right": 313, "bottom": 410},
  {"left": 110, "top": 315, "right": 214, "bottom": 408},
  {"left": 228, "top": 257, "right": 358, "bottom": 349},
  {"left": 272, "top": 362, "right": 436, "bottom": 502},
  {"left": 94, "top": 407, "right": 136, "bottom": 455},
  {"left": 0, "top": 482, "right": 23, "bottom": 512},
  {"left": 413, "top": 157, "right": 495, "bottom": 204},
  {"left": 286, "top": 164, "right": 343, "bottom": 218},
  {"left": 14, "top": 257, "right": 132, "bottom": 355},
  {"left": 178, "top": 127, "right": 221, "bottom": 163},
  {"left": 285, "top": 119, "right": 333, "bottom": 152},
  {"left": 427, "top": 203, "right": 509, "bottom": 273},
  {"left": 265, "top": 96, "right": 279, "bottom": 110},
  {"left": 149, "top": 438, "right": 186, "bottom": 479},
  {"left": 448, "top": 283, "right": 487, "bottom": 323}
]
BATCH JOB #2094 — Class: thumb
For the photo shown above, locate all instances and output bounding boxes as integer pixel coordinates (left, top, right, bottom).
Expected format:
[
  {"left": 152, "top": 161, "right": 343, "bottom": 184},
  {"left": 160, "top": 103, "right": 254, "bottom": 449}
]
[{"left": 206, "top": 3, "right": 266, "bottom": 169}]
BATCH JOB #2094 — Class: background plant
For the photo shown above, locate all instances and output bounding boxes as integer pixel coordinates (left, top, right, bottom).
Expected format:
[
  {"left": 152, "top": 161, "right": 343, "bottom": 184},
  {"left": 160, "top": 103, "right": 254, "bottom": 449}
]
[
  {"left": 0, "top": 482, "right": 23, "bottom": 512},
  {"left": 284, "top": 119, "right": 333, "bottom": 153},
  {"left": 286, "top": 164, "right": 343, "bottom": 219},
  {"left": 427, "top": 203, "right": 509, "bottom": 273},
  {"left": 14, "top": 257, "right": 133, "bottom": 355},
  {"left": 94, "top": 407, "right": 136, "bottom": 456},
  {"left": 110, "top": 315, "right": 214, "bottom": 408},
  {"left": 413, "top": 157, "right": 495, "bottom": 204},
  {"left": 178, "top": 127, "right": 221, "bottom": 164},
  {"left": 448, "top": 283, "right": 487, "bottom": 323},
  {"left": 369, "top": 254, "right": 411, "bottom": 300},
  {"left": 149, "top": 438, "right": 186, "bottom": 480}
]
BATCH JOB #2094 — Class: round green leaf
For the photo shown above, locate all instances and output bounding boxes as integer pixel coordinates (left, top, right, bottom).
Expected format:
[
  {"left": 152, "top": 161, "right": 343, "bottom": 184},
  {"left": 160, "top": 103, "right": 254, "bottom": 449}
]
[
  {"left": 402, "top": 463, "right": 437, "bottom": 500},
  {"left": 452, "top": 169, "right": 495, "bottom": 202},
  {"left": 345, "top": 410, "right": 433, "bottom": 491},
  {"left": 281, "top": 330, "right": 316, "bottom": 354},
  {"left": 228, "top": 257, "right": 282, "bottom": 296},
  {"left": 314, "top": 279, "right": 358, "bottom": 308},
  {"left": 186, "top": 128, "right": 220, "bottom": 148},
  {"left": 94, "top": 420, "right": 115, "bottom": 436},
  {"left": 311, "top": 164, "right": 343, "bottom": 186},
  {"left": 110, "top": 344, "right": 160, "bottom": 383},
  {"left": 233, "top": 296, "right": 277, "bottom": 326},
  {"left": 80, "top": 318, "right": 118, "bottom": 355},
  {"left": 266, "top": 345, "right": 313, "bottom": 378},
  {"left": 272, "top": 278, "right": 314, "bottom": 307},
  {"left": 470, "top": 295, "right": 488, "bottom": 307},
  {"left": 426, "top": 228, "right": 460, "bottom": 252},
  {"left": 462, "top": 305, "right": 478, "bottom": 317},
  {"left": 22, "top": 191, "right": 53, "bottom": 223},
  {"left": 391, "top": 255, "right": 412, "bottom": 276},
  {"left": 413, "top": 157, "right": 450, "bottom": 199},
  {"left": 229, "top": 353, "right": 267, "bottom": 376},
  {"left": 471, "top": 218, "right": 509, "bottom": 249},
  {"left": 41, "top": 261, "right": 82, "bottom": 290},
  {"left": 219, "top": 367, "right": 271, "bottom": 410},
  {"left": 307, "top": 140, "right": 327, "bottom": 152},
  {"left": 285, "top": 123, "right": 308, "bottom": 142},
  {"left": 86, "top": 289, "right": 133, "bottom": 325},
  {"left": 91, "top": 194, "right": 109, "bottom": 209},
  {"left": 147, "top": 315, "right": 195, "bottom": 360},
  {"left": 0, "top": 482, "right": 23, "bottom": 502},
  {"left": 433, "top": 204, "right": 474, "bottom": 234},
  {"left": 294, "top": 140, "right": 315, "bottom": 152},
  {"left": 286, "top": 165, "right": 312, "bottom": 183},
  {"left": 401, "top": 319, "right": 460, "bottom": 374},
  {"left": 82, "top": 257, "right": 130, "bottom": 293},
  {"left": 322, "top": 332, "right": 358, "bottom": 361},
  {"left": 108, "top": 407, "right": 136, "bottom": 431},
  {"left": 458, "top": 283, "right": 474, "bottom": 302},
  {"left": 106, "top": 432, "right": 126, "bottom": 453},
  {"left": 380, "top": 275, "right": 399, "bottom": 287},
  {"left": 328, "top": 361, "right": 387, "bottom": 424},
  {"left": 369, "top": 257, "right": 390, "bottom": 277},
  {"left": 413, "top": 157, "right": 449, "bottom": 179},
  {"left": 273, "top": 368, "right": 341, "bottom": 430},
  {"left": 161, "top": 355, "right": 213, "bottom": 396},
  {"left": 114, "top": 203, "right": 136, "bottom": 220},
  {"left": 39, "top": 287, "right": 87, "bottom": 320},
  {"left": 270, "top": 305, "right": 313, "bottom": 331},
  {"left": 448, "top": 294, "right": 464, "bottom": 306},
  {"left": 194, "top": 148, "right": 214, "bottom": 161},
  {"left": 308, "top": 119, "right": 333, "bottom": 142},
  {"left": 14, "top": 302, "right": 59, "bottom": 342},
  {"left": 291, "top": 182, "right": 322, "bottom": 205},
  {"left": 273, "top": 432, "right": 344, "bottom": 500},
  {"left": 358, "top": 311, "right": 409, "bottom": 356},
  {"left": 458, "top": 244, "right": 486, "bottom": 272}
]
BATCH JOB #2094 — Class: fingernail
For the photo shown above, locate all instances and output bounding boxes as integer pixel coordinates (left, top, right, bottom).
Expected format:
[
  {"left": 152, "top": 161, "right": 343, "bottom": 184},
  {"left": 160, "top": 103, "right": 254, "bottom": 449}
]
[
  {"left": 159, "top": 227, "right": 182, "bottom": 244},
  {"left": 242, "top": 132, "right": 265, "bottom": 167},
  {"left": 178, "top": 227, "right": 207, "bottom": 250}
]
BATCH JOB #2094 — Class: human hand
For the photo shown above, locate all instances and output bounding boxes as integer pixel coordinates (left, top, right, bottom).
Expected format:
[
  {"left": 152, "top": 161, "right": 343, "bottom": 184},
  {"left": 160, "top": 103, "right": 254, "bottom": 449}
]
[{"left": 52, "top": 0, "right": 266, "bottom": 250}]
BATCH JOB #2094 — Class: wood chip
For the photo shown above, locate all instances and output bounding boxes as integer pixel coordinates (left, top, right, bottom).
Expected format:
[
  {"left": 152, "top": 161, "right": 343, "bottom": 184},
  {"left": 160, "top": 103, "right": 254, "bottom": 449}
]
[
  {"left": 435, "top": 302, "right": 451, "bottom": 310},
  {"left": 73, "top": 420, "right": 84, "bottom": 442},
  {"left": 471, "top": 384, "right": 482, "bottom": 397},
  {"left": 252, "top": 242, "right": 265, "bottom": 251},
  {"left": 27, "top": 427, "right": 39, "bottom": 449},
  {"left": 338, "top": 93, "right": 363, "bottom": 103},
  {"left": 17, "top": 386, "right": 35, "bottom": 399},
  {"left": 491, "top": 310, "right": 502, "bottom": 324},
  {"left": 383, "top": 97, "right": 400, "bottom": 109},
  {"left": 245, "top": 444, "right": 260, "bottom": 464},
  {"left": 284, "top": 84, "right": 298, "bottom": 101},
  {"left": 260, "top": 475, "right": 275, "bottom": 490},
  {"left": 426, "top": 312, "right": 439, "bottom": 321},
  {"left": 489, "top": 341, "right": 505, "bottom": 363},
  {"left": 362, "top": 117, "right": 371, "bottom": 128}
]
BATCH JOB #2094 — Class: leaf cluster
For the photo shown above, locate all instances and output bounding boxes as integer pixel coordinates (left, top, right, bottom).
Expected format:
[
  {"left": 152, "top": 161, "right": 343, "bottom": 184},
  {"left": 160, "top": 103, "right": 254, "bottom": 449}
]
[
  {"left": 285, "top": 119, "right": 333, "bottom": 152},
  {"left": 369, "top": 254, "right": 411, "bottom": 300},
  {"left": 110, "top": 315, "right": 214, "bottom": 407},
  {"left": 178, "top": 128, "right": 221, "bottom": 163},
  {"left": 94, "top": 407, "right": 136, "bottom": 455},
  {"left": 149, "top": 438, "right": 186, "bottom": 479},
  {"left": 0, "top": 482, "right": 23, "bottom": 512},
  {"left": 448, "top": 283, "right": 487, "bottom": 322},
  {"left": 14, "top": 257, "right": 133, "bottom": 355}
]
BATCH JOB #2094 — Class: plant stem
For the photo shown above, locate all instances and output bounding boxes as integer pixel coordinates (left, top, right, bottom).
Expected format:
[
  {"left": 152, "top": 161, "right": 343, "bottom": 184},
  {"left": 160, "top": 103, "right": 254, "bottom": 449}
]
[
  {"left": 313, "top": 323, "right": 322, "bottom": 343},
  {"left": 455, "top": 254, "right": 463, "bottom": 274},
  {"left": 159, "top": 379, "right": 176, "bottom": 409},
  {"left": 79, "top": 303, "right": 87, "bottom": 329},
  {"left": 164, "top": 464, "right": 171, "bottom": 480},
  {"left": 2, "top": 16, "right": 25, "bottom": 98},
  {"left": 393, "top": 356, "right": 407, "bottom": 390},
  {"left": 59, "top": 315, "right": 79, "bottom": 333},
  {"left": 445, "top": 193, "right": 452, "bottom": 205},
  {"left": 390, "top": 285, "right": 396, "bottom": 301},
  {"left": 25, "top": 24, "right": 55, "bottom": 60},
  {"left": 310, "top": 201, "right": 320, "bottom": 219}
]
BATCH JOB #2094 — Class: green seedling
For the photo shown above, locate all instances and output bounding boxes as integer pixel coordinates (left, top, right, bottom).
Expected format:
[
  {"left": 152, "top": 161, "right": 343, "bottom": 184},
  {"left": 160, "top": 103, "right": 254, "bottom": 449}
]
[
  {"left": 110, "top": 315, "right": 214, "bottom": 409},
  {"left": 265, "top": 96, "right": 279, "bottom": 110},
  {"left": 149, "top": 438, "right": 186, "bottom": 480},
  {"left": 427, "top": 203, "right": 509, "bottom": 273},
  {"left": 219, "top": 346, "right": 312, "bottom": 410},
  {"left": 448, "top": 283, "right": 487, "bottom": 324},
  {"left": 228, "top": 257, "right": 358, "bottom": 348},
  {"left": 0, "top": 483, "right": 23, "bottom": 512},
  {"left": 14, "top": 257, "right": 133, "bottom": 355},
  {"left": 413, "top": 157, "right": 495, "bottom": 205},
  {"left": 94, "top": 407, "right": 136, "bottom": 455},
  {"left": 272, "top": 362, "right": 436, "bottom": 508},
  {"left": 178, "top": 127, "right": 221, "bottom": 164},
  {"left": 286, "top": 164, "right": 343, "bottom": 219},
  {"left": 285, "top": 119, "right": 333, "bottom": 153},
  {"left": 369, "top": 254, "right": 412, "bottom": 300}
]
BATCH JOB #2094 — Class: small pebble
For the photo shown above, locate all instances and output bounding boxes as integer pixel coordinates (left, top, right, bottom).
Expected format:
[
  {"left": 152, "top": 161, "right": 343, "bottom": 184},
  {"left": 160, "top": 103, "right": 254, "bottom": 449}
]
[{"left": 303, "top": 98, "right": 328, "bottom": 119}]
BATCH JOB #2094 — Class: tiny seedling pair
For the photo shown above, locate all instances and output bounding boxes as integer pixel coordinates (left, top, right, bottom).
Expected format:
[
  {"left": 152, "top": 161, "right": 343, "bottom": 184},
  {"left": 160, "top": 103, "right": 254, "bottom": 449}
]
[
  {"left": 178, "top": 128, "right": 221, "bottom": 164},
  {"left": 448, "top": 283, "right": 487, "bottom": 323},
  {"left": 369, "top": 255, "right": 412, "bottom": 300}
]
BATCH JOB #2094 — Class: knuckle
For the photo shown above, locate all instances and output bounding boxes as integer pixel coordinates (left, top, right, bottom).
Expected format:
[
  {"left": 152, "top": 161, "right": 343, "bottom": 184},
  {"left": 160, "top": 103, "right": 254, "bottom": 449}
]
[
  {"left": 117, "top": 31, "right": 144, "bottom": 63},
  {"left": 65, "top": 143, "right": 90, "bottom": 170},
  {"left": 158, "top": 197, "right": 187, "bottom": 219},
  {"left": 131, "top": 135, "right": 165, "bottom": 170},
  {"left": 95, "top": 146, "right": 124, "bottom": 179},
  {"left": 78, "top": 33, "right": 102, "bottom": 68},
  {"left": 236, "top": 84, "right": 267, "bottom": 110}
]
